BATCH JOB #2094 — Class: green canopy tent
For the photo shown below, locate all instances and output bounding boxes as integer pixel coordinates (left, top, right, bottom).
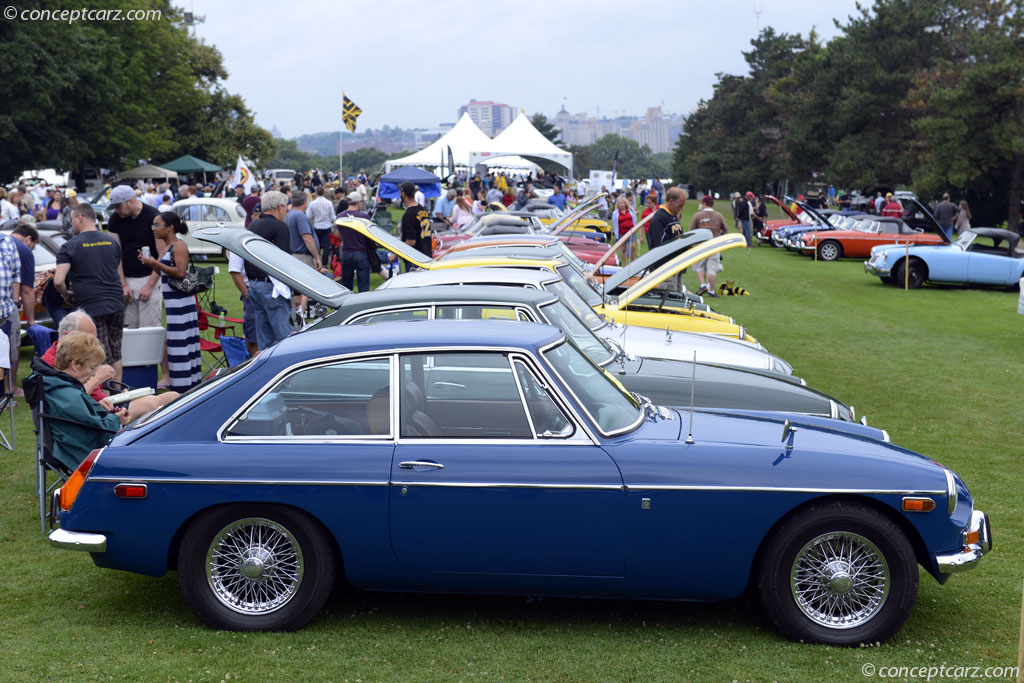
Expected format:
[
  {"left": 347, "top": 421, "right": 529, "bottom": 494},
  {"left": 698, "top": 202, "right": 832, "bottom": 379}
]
[{"left": 160, "top": 154, "right": 223, "bottom": 185}]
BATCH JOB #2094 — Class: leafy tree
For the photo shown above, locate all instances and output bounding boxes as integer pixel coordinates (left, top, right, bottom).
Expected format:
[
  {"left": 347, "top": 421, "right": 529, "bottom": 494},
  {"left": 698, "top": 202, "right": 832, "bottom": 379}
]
[
  {"left": 905, "top": 0, "right": 1024, "bottom": 228},
  {"left": 530, "top": 113, "right": 562, "bottom": 145},
  {"left": 0, "top": 0, "right": 273, "bottom": 182},
  {"left": 341, "top": 147, "right": 391, "bottom": 175}
]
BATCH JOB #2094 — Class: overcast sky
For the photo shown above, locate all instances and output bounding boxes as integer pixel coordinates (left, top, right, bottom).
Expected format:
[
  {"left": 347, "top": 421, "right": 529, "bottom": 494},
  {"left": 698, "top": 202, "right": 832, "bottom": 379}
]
[{"left": 176, "top": 0, "right": 866, "bottom": 139}]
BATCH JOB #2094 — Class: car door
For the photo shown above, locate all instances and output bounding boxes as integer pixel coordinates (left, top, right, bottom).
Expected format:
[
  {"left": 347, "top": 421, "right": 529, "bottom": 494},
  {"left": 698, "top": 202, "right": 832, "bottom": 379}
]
[
  {"left": 967, "top": 248, "right": 1015, "bottom": 284},
  {"left": 388, "top": 350, "right": 626, "bottom": 577}
]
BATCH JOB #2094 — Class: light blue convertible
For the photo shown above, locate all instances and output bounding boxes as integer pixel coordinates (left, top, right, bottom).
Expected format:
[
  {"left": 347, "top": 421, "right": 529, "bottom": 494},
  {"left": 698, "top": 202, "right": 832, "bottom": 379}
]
[{"left": 865, "top": 228, "right": 1024, "bottom": 288}]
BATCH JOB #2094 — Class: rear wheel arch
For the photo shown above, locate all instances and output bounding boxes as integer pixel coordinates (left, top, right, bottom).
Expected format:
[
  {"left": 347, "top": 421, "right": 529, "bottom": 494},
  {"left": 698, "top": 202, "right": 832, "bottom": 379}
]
[{"left": 168, "top": 502, "right": 343, "bottom": 575}]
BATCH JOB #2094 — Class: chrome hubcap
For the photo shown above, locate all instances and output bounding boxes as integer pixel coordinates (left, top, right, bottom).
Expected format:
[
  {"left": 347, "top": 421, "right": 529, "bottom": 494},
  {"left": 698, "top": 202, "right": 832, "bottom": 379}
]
[
  {"left": 206, "top": 518, "right": 303, "bottom": 615},
  {"left": 791, "top": 532, "right": 889, "bottom": 629}
]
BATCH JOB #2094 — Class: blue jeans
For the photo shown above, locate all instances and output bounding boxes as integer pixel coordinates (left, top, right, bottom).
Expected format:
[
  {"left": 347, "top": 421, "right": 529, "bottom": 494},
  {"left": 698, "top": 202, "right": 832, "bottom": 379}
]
[
  {"left": 247, "top": 280, "right": 293, "bottom": 350},
  {"left": 315, "top": 228, "right": 333, "bottom": 265},
  {"left": 940, "top": 225, "right": 953, "bottom": 242},
  {"left": 340, "top": 250, "right": 370, "bottom": 292},
  {"left": 740, "top": 219, "right": 752, "bottom": 247}
]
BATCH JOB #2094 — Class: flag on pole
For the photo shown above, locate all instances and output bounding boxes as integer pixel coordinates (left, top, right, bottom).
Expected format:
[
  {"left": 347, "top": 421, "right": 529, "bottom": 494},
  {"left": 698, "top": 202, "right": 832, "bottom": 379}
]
[
  {"left": 230, "top": 155, "right": 257, "bottom": 194},
  {"left": 342, "top": 93, "right": 362, "bottom": 132}
]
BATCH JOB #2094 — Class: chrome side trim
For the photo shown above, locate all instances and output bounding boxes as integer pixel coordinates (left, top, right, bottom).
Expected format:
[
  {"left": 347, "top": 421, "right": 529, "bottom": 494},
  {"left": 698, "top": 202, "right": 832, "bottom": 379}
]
[
  {"left": 937, "top": 510, "right": 991, "bottom": 574},
  {"left": 88, "top": 477, "right": 388, "bottom": 486},
  {"left": 49, "top": 528, "right": 107, "bottom": 552},
  {"left": 392, "top": 481, "right": 623, "bottom": 490},
  {"left": 625, "top": 485, "right": 947, "bottom": 494},
  {"left": 828, "top": 399, "right": 838, "bottom": 420}
]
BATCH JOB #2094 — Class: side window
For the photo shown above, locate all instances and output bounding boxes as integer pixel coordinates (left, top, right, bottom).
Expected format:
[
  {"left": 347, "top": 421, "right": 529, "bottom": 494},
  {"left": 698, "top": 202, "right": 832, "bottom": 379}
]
[
  {"left": 204, "top": 205, "right": 230, "bottom": 222},
  {"left": 400, "top": 353, "right": 531, "bottom": 439},
  {"left": 226, "top": 357, "right": 391, "bottom": 438},
  {"left": 234, "top": 203, "right": 247, "bottom": 219},
  {"left": 353, "top": 308, "right": 429, "bottom": 324},
  {"left": 513, "top": 359, "right": 574, "bottom": 438},
  {"left": 177, "top": 205, "right": 203, "bottom": 222},
  {"left": 436, "top": 305, "right": 518, "bottom": 321}
]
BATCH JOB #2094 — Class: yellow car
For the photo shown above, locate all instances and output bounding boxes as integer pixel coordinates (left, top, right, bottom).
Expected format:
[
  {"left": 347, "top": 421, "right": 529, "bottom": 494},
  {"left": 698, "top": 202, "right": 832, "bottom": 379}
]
[
  {"left": 520, "top": 201, "right": 612, "bottom": 237},
  {"left": 337, "top": 218, "right": 756, "bottom": 343}
]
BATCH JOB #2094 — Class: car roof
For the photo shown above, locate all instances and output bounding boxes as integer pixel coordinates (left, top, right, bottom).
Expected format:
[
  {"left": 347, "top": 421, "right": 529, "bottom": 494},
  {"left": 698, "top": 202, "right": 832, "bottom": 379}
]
[
  {"left": 267, "top": 319, "right": 564, "bottom": 362},
  {"left": 967, "top": 227, "right": 1020, "bottom": 246},
  {"left": 171, "top": 197, "right": 240, "bottom": 208},
  {"left": 327, "top": 284, "right": 557, "bottom": 317},
  {"left": 382, "top": 266, "right": 557, "bottom": 289}
]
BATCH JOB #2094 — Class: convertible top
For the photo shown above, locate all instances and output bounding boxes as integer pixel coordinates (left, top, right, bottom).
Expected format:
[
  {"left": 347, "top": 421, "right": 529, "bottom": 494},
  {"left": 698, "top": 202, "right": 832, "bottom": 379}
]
[{"left": 965, "top": 228, "right": 1021, "bottom": 256}]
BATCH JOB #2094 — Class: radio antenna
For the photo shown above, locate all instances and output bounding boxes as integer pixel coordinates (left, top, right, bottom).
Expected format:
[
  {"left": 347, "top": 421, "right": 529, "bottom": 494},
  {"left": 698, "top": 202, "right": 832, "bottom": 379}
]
[{"left": 685, "top": 351, "right": 696, "bottom": 444}]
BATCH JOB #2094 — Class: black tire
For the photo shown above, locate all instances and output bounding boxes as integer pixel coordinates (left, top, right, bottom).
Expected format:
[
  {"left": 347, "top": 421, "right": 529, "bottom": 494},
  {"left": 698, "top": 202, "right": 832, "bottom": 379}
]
[
  {"left": 817, "top": 240, "right": 842, "bottom": 261},
  {"left": 880, "top": 276, "right": 895, "bottom": 285},
  {"left": 892, "top": 258, "right": 926, "bottom": 289},
  {"left": 178, "top": 505, "right": 336, "bottom": 631},
  {"left": 757, "top": 500, "right": 918, "bottom": 645}
]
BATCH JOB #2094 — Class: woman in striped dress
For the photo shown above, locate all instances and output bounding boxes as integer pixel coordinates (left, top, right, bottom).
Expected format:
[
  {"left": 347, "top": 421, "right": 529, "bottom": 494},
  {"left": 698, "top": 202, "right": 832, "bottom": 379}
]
[{"left": 138, "top": 211, "right": 201, "bottom": 391}]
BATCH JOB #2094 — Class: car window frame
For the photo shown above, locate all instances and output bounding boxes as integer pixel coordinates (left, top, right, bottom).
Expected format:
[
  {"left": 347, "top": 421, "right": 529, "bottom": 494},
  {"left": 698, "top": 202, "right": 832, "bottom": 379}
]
[{"left": 219, "top": 354, "right": 395, "bottom": 443}]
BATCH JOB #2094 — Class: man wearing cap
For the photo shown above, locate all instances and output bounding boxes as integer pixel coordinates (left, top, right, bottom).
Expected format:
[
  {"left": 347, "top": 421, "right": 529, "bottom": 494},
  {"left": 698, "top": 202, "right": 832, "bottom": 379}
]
[
  {"left": 689, "top": 195, "right": 731, "bottom": 297},
  {"left": 336, "top": 192, "right": 373, "bottom": 292},
  {"left": 881, "top": 193, "right": 903, "bottom": 218},
  {"left": 105, "top": 184, "right": 163, "bottom": 329},
  {"left": 733, "top": 191, "right": 752, "bottom": 247},
  {"left": 242, "top": 185, "right": 261, "bottom": 227},
  {"left": 244, "top": 191, "right": 293, "bottom": 350},
  {"left": 399, "top": 181, "right": 432, "bottom": 271}
]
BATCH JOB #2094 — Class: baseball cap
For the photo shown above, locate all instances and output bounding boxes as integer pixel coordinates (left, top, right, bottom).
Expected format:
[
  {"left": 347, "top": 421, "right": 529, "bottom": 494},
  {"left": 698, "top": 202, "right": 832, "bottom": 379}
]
[
  {"left": 66, "top": 189, "right": 77, "bottom": 198},
  {"left": 745, "top": 191, "right": 755, "bottom": 198},
  {"left": 107, "top": 184, "right": 136, "bottom": 208},
  {"left": 701, "top": 195, "right": 714, "bottom": 206},
  {"left": 347, "top": 191, "right": 362, "bottom": 203}
]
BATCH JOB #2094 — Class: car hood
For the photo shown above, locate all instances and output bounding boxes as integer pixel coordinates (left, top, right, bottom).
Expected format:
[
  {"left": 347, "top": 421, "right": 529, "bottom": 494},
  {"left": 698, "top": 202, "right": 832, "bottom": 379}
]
[
  {"left": 603, "top": 230, "right": 712, "bottom": 291},
  {"left": 192, "top": 227, "right": 351, "bottom": 307},
  {"left": 548, "top": 194, "right": 605, "bottom": 235},
  {"left": 338, "top": 217, "right": 435, "bottom": 269},
  {"left": 613, "top": 233, "right": 747, "bottom": 309}
]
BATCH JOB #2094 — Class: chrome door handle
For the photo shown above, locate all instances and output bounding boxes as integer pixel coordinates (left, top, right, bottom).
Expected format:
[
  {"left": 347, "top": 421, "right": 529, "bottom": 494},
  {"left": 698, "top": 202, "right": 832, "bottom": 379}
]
[{"left": 398, "top": 461, "right": 444, "bottom": 469}]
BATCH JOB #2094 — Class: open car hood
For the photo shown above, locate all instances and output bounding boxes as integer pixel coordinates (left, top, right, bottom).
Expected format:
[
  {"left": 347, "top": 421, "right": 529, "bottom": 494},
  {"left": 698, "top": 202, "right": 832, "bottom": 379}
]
[
  {"left": 548, "top": 194, "right": 605, "bottom": 235},
  {"left": 603, "top": 229, "right": 712, "bottom": 291},
  {"left": 337, "top": 217, "right": 435, "bottom": 269},
  {"left": 192, "top": 227, "right": 351, "bottom": 307},
  {"left": 614, "top": 233, "right": 747, "bottom": 309}
]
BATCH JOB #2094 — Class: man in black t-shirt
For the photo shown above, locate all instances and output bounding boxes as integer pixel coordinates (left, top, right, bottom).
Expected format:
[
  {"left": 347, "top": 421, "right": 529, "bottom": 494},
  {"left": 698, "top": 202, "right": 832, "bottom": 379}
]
[
  {"left": 244, "top": 190, "right": 294, "bottom": 350},
  {"left": 106, "top": 185, "right": 163, "bottom": 328},
  {"left": 54, "top": 203, "right": 126, "bottom": 381},
  {"left": 399, "top": 181, "right": 431, "bottom": 272},
  {"left": 648, "top": 187, "right": 687, "bottom": 249}
]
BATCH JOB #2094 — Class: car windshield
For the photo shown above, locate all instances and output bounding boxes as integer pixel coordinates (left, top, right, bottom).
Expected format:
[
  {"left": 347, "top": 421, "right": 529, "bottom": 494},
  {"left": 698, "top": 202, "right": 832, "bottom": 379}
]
[
  {"left": 133, "top": 356, "right": 258, "bottom": 428},
  {"left": 543, "top": 340, "right": 641, "bottom": 435},
  {"left": 545, "top": 277, "right": 605, "bottom": 329},
  {"left": 954, "top": 231, "right": 976, "bottom": 249},
  {"left": 539, "top": 301, "right": 615, "bottom": 366},
  {"left": 554, "top": 264, "right": 603, "bottom": 307}
]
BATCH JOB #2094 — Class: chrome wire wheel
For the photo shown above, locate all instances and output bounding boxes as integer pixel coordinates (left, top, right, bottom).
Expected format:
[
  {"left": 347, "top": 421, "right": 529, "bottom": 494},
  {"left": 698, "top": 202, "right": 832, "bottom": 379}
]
[
  {"left": 205, "top": 517, "right": 304, "bottom": 615},
  {"left": 790, "top": 531, "right": 889, "bottom": 629}
]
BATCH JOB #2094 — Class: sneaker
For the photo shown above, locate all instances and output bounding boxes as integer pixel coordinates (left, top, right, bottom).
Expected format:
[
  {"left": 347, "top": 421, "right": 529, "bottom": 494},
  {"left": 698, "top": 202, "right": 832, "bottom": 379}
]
[
  {"left": 697, "top": 285, "right": 709, "bottom": 295},
  {"left": 706, "top": 291, "right": 719, "bottom": 298}
]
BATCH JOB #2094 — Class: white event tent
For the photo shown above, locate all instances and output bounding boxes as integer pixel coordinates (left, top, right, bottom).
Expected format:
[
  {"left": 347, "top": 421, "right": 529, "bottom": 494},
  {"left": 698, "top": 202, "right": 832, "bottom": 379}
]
[
  {"left": 469, "top": 112, "right": 573, "bottom": 175},
  {"left": 385, "top": 113, "right": 493, "bottom": 172}
]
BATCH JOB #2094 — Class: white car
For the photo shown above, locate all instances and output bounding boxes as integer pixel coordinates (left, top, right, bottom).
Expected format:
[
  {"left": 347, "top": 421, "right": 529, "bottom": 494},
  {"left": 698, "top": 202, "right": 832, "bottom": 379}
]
[{"left": 171, "top": 197, "right": 247, "bottom": 256}]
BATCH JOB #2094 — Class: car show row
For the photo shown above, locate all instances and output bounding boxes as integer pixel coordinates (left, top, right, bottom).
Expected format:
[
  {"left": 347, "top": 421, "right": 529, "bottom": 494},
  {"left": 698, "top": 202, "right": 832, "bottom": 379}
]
[{"left": 48, "top": 196, "right": 991, "bottom": 646}]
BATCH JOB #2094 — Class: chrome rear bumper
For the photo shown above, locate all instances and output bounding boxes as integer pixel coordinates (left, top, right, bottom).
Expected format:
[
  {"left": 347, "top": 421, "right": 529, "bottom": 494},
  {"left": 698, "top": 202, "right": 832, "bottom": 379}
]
[
  {"left": 936, "top": 510, "right": 991, "bottom": 574},
  {"left": 49, "top": 528, "right": 107, "bottom": 553}
]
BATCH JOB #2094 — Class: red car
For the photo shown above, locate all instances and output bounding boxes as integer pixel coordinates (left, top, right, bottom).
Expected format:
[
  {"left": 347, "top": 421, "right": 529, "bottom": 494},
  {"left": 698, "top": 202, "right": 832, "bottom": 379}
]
[
  {"left": 797, "top": 216, "right": 948, "bottom": 260},
  {"left": 758, "top": 195, "right": 804, "bottom": 244}
]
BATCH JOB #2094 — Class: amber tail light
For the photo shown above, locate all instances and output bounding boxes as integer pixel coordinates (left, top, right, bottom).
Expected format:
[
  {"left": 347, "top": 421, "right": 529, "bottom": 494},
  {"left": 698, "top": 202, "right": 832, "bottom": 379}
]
[{"left": 60, "top": 449, "right": 102, "bottom": 512}]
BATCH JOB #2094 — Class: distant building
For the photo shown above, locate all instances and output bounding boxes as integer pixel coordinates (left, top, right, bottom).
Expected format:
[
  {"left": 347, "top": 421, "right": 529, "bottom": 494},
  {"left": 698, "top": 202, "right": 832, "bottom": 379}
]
[
  {"left": 458, "top": 100, "right": 514, "bottom": 137},
  {"left": 552, "top": 105, "right": 683, "bottom": 154},
  {"left": 270, "top": 123, "right": 283, "bottom": 139}
]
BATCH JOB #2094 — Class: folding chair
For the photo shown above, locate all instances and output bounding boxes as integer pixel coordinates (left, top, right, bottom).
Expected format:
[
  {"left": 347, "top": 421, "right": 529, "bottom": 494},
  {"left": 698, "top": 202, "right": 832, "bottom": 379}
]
[
  {"left": 26, "top": 324, "right": 57, "bottom": 357},
  {"left": 197, "top": 306, "right": 245, "bottom": 373},
  {"left": 195, "top": 265, "right": 226, "bottom": 315},
  {"left": 218, "top": 335, "right": 250, "bottom": 367},
  {"left": 0, "top": 320, "right": 15, "bottom": 450},
  {"left": 23, "top": 365, "right": 117, "bottom": 533}
]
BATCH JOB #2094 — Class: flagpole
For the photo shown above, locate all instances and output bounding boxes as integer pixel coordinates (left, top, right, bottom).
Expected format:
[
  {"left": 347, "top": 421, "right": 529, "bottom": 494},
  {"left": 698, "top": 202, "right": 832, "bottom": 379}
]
[{"left": 339, "top": 129, "right": 343, "bottom": 184}]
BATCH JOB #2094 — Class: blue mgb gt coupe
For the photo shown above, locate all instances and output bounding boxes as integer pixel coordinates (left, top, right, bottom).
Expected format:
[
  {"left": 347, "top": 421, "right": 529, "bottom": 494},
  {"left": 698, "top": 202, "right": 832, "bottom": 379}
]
[{"left": 49, "top": 321, "right": 990, "bottom": 645}]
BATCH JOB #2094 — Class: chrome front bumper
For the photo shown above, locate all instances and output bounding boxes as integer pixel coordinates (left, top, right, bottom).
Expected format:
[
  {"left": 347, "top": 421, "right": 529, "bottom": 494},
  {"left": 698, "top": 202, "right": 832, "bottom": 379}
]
[
  {"left": 49, "top": 528, "right": 107, "bottom": 553},
  {"left": 864, "top": 259, "right": 891, "bottom": 276},
  {"left": 936, "top": 510, "right": 991, "bottom": 574}
]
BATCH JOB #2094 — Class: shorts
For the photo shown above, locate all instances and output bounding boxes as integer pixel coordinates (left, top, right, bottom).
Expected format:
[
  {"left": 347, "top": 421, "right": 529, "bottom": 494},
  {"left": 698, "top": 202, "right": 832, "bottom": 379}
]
[
  {"left": 241, "top": 293, "right": 257, "bottom": 344},
  {"left": 93, "top": 309, "right": 125, "bottom": 364},
  {"left": 293, "top": 252, "right": 317, "bottom": 270},
  {"left": 123, "top": 276, "right": 164, "bottom": 328},
  {"left": 695, "top": 252, "right": 723, "bottom": 276},
  {"left": 3, "top": 312, "right": 17, "bottom": 364}
]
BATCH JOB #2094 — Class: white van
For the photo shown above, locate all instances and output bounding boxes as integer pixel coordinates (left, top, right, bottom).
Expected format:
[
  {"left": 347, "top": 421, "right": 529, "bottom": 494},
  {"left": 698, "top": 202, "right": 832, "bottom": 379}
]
[{"left": 266, "top": 169, "right": 296, "bottom": 186}]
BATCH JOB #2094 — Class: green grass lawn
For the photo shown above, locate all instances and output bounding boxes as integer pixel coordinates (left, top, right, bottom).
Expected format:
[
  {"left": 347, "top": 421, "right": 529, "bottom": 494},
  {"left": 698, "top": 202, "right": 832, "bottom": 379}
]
[{"left": 0, "top": 212, "right": 1021, "bottom": 681}]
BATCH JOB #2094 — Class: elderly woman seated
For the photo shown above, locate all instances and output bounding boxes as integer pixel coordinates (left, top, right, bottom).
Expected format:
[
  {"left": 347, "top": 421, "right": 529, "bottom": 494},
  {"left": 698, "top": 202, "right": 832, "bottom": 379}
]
[{"left": 30, "top": 332, "right": 177, "bottom": 470}]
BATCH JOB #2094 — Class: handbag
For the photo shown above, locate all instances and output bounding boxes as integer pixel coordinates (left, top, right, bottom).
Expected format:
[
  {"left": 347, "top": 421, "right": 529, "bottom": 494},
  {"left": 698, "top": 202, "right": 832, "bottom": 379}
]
[{"left": 167, "top": 252, "right": 199, "bottom": 294}]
